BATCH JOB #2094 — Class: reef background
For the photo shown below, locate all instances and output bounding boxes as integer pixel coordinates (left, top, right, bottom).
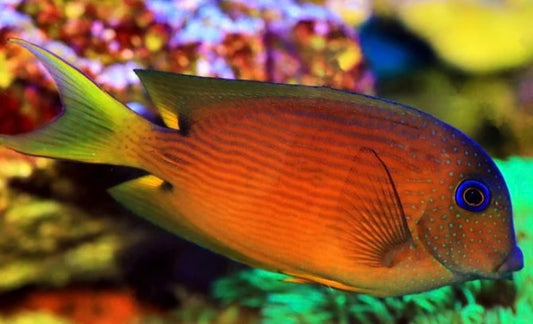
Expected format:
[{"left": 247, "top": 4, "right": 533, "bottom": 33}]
[{"left": 0, "top": 0, "right": 532, "bottom": 323}]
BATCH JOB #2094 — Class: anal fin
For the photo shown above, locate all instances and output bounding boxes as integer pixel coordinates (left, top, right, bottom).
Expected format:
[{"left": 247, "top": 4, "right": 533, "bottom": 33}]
[
  {"left": 108, "top": 175, "right": 185, "bottom": 233},
  {"left": 108, "top": 175, "right": 256, "bottom": 266}
]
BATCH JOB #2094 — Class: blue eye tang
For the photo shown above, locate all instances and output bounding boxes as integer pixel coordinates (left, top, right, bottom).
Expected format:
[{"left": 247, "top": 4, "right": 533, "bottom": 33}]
[{"left": 455, "top": 179, "right": 490, "bottom": 212}]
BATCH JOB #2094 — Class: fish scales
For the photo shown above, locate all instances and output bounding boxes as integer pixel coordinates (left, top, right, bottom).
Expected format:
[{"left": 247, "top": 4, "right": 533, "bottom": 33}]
[
  {"left": 141, "top": 104, "right": 412, "bottom": 221},
  {"left": 133, "top": 102, "right": 481, "bottom": 289},
  {"left": 0, "top": 39, "right": 523, "bottom": 297}
]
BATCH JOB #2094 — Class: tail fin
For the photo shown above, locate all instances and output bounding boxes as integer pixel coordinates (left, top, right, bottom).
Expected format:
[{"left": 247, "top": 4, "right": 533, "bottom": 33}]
[{"left": 0, "top": 39, "right": 152, "bottom": 168}]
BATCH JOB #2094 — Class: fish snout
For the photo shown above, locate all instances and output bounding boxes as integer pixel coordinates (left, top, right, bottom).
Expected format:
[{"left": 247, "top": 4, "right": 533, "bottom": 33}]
[{"left": 497, "top": 246, "right": 524, "bottom": 274}]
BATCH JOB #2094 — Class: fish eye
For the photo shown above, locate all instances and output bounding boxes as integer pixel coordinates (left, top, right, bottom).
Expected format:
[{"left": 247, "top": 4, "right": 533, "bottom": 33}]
[{"left": 455, "top": 179, "right": 490, "bottom": 212}]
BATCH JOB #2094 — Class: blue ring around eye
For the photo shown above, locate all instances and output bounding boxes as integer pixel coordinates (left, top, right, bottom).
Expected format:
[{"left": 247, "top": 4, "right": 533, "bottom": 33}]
[{"left": 455, "top": 179, "right": 491, "bottom": 212}]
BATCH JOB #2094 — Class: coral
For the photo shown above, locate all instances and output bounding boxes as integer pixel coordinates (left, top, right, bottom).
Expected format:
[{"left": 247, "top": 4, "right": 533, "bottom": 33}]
[
  {"left": 377, "top": 0, "right": 533, "bottom": 73},
  {"left": 1, "top": 0, "right": 371, "bottom": 90},
  {"left": 0, "top": 312, "right": 72, "bottom": 324},
  {"left": 0, "top": 148, "right": 134, "bottom": 291},
  {"left": 5, "top": 288, "right": 158, "bottom": 324},
  {"left": 213, "top": 268, "right": 456, "bottom": 323},
  {"left": 325, "top": 0, "right": 372, "bottom": 27}
]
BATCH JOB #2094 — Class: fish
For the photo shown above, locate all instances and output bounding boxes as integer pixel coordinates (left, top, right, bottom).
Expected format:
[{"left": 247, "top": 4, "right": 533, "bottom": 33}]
[{"left": 0, "top": 39, "right": 523, "bottom": 297}]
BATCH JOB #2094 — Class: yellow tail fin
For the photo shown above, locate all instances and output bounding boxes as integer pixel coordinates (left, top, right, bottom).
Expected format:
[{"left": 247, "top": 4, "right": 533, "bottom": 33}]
[{"left": 0, "top": 39, "right": 153, "bottom": 168}]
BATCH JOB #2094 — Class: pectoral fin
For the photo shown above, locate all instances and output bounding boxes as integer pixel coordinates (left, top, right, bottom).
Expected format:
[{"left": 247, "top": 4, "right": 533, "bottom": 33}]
[{"left": 337, "top": 148, "right": 412, "bottom": 268}]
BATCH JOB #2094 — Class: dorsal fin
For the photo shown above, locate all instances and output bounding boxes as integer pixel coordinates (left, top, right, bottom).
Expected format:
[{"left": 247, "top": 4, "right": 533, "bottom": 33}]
[
  {"left": 134, "top": 70, "right": 327, "bottom": 130},
  {"left": 134, "top": 70, "right": 412, "bottom": 131}
]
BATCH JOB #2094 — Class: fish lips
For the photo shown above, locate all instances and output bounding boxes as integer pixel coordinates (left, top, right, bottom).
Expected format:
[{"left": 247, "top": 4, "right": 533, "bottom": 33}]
[
  {"left": 478, "top": 245, "right": 524, "bottom": 280},
  {"left": 496, "top": 245, "right": 524, "bottom": 274}
]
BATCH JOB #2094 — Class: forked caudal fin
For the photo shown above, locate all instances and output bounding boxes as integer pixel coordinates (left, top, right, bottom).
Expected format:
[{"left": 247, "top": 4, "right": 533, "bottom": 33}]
[{"left": 0, "top": 39, "right": 154, "bottom": 168}]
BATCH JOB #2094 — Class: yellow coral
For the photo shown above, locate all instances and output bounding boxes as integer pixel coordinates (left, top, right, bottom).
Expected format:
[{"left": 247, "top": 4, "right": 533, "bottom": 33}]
[
  {"left": 0, "top": 51, "right": 16, "bottom": 89},
  {"left": 398, "top": 0, "right": 533, "bottom": 73},
  {"left": 326, "top": 0, "right": 372, "bottom": 26}
]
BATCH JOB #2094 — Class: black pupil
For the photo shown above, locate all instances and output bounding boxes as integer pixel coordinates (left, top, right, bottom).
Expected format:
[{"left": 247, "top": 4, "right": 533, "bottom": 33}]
[{"left": 463, "top": 187, "right": 484, "bottom": 206}]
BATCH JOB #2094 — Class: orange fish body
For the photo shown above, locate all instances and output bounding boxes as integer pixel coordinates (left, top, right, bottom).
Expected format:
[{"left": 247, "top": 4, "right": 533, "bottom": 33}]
[{"left": 0, "top": 40, "right": 523, "bottom": 297}]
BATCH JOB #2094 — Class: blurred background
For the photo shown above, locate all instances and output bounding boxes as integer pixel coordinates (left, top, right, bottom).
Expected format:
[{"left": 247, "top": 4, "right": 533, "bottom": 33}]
[{"left": 0, "top": 0, "right": 532, "bottom": 323}]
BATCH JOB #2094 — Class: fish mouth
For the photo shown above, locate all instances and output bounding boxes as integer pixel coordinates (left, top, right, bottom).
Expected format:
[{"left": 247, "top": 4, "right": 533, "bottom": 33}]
[{"left": 496, "top": 245, "right": 524, "bottom": 274}]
